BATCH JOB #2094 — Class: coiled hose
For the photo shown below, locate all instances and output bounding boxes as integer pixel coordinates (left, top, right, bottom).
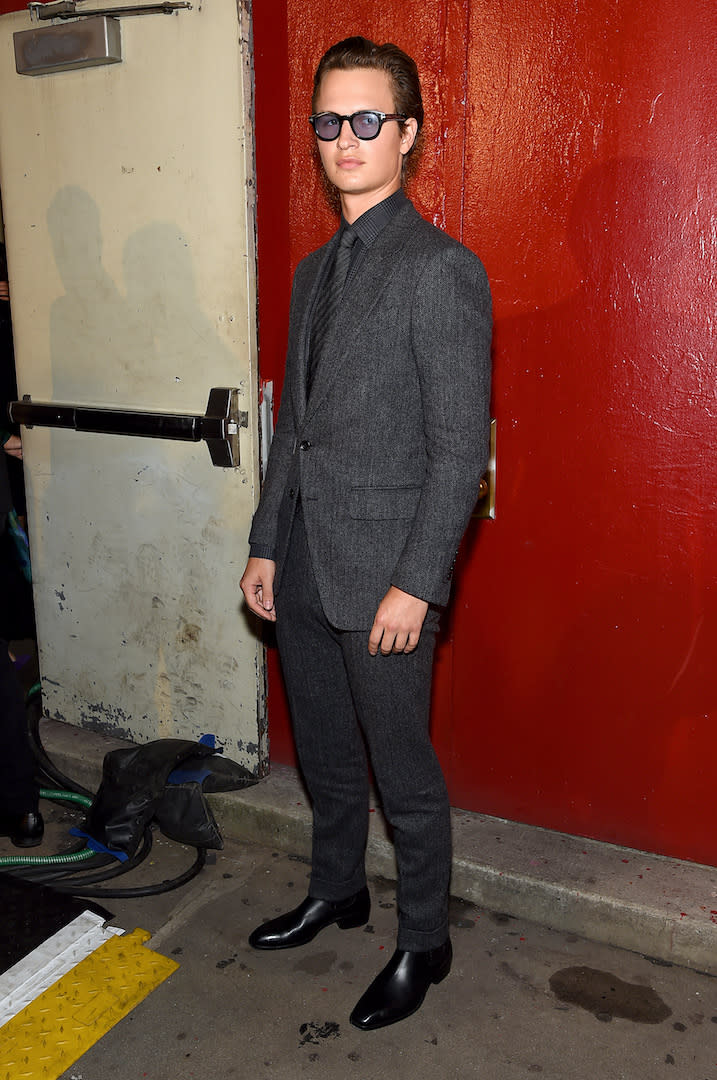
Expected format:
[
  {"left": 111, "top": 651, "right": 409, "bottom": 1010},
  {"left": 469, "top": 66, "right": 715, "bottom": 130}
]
[{"left": 1, "top": 684, "right": 209, "bottom": 896}]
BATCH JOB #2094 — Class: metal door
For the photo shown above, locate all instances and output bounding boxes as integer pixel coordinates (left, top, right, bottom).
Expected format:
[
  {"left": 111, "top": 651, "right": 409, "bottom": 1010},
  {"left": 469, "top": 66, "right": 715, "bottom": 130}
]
[{"left": 0, "top": 1, "right": 266, "bottom": 773}]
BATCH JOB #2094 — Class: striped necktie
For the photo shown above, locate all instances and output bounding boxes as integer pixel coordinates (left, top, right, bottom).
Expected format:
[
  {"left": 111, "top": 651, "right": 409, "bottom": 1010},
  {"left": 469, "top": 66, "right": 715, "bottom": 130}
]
[{"left": 308, "top": 227, "right": 357, "bottom": 392}]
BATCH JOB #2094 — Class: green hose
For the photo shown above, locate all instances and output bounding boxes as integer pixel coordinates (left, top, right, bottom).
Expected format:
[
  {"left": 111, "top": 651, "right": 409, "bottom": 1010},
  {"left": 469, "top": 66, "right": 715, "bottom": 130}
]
[
  {"left": 0, "top": 787, "right": 95, "bottom": 867},
  {"left": 40, "top": 787, "right": 93, "bottom": 809},
  {"left": 0, "top": 848, "right": 96, "bottom": 868}
]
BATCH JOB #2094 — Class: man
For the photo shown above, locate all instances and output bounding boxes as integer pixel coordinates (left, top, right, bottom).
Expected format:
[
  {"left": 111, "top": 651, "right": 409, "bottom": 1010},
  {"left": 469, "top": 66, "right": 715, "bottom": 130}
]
[
  {"left": 0, "top": 258, "right": 43, "bottom": 848},
  {"left": 0, "top": 439, "right": 42, "bottom": 848},
  {"left": 240, "top": 36, "right": 491, "bottom": 1030}
]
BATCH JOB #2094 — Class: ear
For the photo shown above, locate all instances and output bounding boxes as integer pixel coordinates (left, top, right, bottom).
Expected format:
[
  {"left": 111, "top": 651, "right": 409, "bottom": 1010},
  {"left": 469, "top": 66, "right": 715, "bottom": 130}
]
[{"left": 399, "top": 117, "right": 419, "bottom": 156}]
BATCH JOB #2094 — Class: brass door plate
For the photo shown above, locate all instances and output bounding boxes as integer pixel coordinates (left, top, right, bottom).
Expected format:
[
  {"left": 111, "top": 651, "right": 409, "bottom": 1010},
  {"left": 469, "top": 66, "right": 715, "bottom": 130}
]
[{"left": 473, "top": 417, "right": 496, "bottom": 519}]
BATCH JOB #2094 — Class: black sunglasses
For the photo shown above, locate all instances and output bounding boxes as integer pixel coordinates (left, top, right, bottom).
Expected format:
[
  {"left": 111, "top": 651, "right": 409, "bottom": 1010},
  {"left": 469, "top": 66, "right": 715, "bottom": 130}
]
[{"left": 309, "top": 110, "right": 407, "bottom": 141}]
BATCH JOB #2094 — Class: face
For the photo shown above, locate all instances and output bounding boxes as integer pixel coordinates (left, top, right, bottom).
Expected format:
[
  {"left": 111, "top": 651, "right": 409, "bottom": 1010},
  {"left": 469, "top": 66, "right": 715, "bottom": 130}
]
[{"left": 313, "top": 67, "right": 417, "bottom": 218}]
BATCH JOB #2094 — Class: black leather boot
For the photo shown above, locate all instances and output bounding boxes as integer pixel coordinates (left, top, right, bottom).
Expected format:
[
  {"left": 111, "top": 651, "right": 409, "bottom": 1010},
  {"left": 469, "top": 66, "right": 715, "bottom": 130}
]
[
  {"left": 0, "top": 809, "right": 44, "bottom": 848},
  {"left": 350, "top": 938, "right": 452, "bottom": 1030},
  {"left": 249, "top": 886, "right": 370, "bottom": 949}
]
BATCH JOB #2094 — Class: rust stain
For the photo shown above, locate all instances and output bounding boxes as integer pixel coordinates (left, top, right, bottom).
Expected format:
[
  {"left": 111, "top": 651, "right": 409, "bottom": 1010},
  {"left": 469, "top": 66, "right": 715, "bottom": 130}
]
[{"left": 177, "top": 621, "right": 202, "bottom": 645}]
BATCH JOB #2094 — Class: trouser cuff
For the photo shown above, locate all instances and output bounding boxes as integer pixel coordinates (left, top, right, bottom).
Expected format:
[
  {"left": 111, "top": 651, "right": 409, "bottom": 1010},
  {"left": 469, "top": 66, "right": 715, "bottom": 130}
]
[
  {"left": 309, "top": 869, "right": 367, "bottom": 902},
  {"left": 397, "top": 920, "right": 450, "bottom": 952}
]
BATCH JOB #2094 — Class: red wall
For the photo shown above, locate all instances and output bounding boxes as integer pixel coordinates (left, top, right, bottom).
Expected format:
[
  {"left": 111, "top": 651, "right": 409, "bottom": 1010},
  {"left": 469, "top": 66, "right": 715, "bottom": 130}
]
[{"left": 255, "top": 0, "right": 717, "bottom": 866}]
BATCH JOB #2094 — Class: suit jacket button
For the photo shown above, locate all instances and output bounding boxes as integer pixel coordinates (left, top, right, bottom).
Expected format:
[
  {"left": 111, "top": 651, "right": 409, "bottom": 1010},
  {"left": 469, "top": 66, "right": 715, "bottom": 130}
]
[
  {"left": 299, "top": 440, "right": 312, "bottom": 451},
  {"left": 288, "top": 488, "right": 295, "bottom": 498}
]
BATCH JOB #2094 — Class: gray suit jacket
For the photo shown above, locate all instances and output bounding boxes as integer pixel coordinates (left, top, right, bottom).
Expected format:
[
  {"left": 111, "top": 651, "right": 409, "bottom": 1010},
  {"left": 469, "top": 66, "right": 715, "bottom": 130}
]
[{"left": 249, "top": 198, "right": 492, "bottom": 629}]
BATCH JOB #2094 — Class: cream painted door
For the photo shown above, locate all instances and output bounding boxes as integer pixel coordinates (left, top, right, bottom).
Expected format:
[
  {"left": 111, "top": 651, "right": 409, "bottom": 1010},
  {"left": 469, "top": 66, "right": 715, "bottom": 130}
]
[{"left": 0, "top": 2, "right": 266, "bottom": 773}]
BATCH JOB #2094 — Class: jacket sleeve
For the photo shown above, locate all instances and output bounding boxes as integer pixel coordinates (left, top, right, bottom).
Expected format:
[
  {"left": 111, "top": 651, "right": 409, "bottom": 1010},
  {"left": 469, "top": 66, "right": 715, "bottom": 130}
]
[
  {"left": 247, "top": 241, "right": 331, "bottom": 563},
  {"left": 390, "top": 242, "right": 492, "bottom": 606}
]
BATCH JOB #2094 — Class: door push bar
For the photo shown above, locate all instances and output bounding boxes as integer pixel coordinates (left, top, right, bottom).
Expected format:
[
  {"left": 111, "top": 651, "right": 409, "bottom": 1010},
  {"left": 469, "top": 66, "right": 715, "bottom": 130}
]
[
  {"left": 8, "top": 387, "right": 247, "bottom": 469},
  {"left": 28, "top": 1, "right": 192, "bottom": 20}
]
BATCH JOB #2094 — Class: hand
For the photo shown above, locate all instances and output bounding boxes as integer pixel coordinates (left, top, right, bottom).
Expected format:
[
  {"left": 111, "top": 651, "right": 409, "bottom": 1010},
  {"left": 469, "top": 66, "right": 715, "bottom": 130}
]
[
  {"left": 240, "top": 557, "right": 277, "bottom": 622},
  {"left": 368, "top": 586, "right": 429, "bottom": 656},
  {"left": 2, "top": 434, "right": 22, "bottom": 460}
]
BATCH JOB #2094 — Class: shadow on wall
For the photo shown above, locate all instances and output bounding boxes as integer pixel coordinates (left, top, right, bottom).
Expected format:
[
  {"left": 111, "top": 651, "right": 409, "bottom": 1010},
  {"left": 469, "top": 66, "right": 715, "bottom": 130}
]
[
  {"left": 38, "top": 187, "right": 241, "bottom": 740},
  {"left": 47, "top": 185, "right": 234, "bottom": 408}
]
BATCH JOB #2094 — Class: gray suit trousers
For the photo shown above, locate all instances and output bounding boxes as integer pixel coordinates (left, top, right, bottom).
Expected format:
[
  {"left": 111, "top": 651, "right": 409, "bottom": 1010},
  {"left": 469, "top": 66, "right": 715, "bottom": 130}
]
[{"left": 275, "top": 508, "right": 452, "bottom": 951}]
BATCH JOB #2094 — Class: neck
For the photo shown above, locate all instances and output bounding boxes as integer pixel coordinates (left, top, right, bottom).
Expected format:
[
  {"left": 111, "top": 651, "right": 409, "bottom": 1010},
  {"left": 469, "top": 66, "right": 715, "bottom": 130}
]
[{"left": 339, "top": 179, "right": 403, "bottom": 224}]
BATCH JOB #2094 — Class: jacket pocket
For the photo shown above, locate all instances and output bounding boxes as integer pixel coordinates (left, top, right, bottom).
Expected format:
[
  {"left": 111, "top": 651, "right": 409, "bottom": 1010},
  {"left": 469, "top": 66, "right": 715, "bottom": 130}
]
[{"left": 348, "top": 485, "right": 421, "bottom": 520}]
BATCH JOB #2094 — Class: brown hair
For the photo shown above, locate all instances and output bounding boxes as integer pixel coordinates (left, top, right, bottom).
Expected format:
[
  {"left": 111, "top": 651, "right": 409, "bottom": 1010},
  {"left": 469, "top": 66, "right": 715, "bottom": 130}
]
[{"left": 312, "top": 36, "right": 424, "bottom": 154}]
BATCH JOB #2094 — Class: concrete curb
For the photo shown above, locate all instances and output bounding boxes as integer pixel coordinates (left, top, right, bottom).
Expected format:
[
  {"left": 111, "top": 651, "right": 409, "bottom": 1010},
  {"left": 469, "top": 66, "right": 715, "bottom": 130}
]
[{"left": 39, "top": 718, "right": 717, "bottom": 976}]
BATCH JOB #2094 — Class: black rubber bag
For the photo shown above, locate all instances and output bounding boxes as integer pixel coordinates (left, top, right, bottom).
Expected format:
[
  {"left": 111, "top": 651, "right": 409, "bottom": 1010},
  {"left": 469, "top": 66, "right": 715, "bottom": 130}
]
[
  {"left": 85, "top": 738, "right": 257, "bottom": 856},
  {"left": 154, "top": 749, "right": 258, "bottom": 850}
]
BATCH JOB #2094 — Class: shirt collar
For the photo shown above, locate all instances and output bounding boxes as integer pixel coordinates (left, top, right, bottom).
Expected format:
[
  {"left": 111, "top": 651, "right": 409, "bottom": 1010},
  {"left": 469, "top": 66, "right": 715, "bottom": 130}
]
[{"left": 340, "top": 188, "right": 408, "bottom": 248}]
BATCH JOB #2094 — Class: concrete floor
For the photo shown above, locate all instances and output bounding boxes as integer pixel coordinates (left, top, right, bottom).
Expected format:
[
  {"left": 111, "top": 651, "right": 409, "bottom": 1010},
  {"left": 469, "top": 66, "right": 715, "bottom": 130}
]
[
  {"left": 3, "top": 646, "right": 717, "bottom": 1078},
  {"left": 8, "top": 810, "right": 713, "bottom": 1080}
]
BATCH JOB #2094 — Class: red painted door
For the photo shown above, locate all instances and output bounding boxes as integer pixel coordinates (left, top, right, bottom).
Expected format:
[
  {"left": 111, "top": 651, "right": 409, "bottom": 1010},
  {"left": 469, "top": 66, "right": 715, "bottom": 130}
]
[
  {"left": 449, "top": 0, "right": 717, "bottom": 865},
  {"left": 255, "top": 0, "right": 717, "bottom": 866}
]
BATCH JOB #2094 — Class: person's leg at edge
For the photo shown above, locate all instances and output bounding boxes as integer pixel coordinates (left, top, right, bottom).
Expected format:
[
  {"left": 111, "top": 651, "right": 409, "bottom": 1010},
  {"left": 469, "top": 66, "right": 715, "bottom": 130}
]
[{"left": 0, "top": 638, "right": 43, "bottom": 847}]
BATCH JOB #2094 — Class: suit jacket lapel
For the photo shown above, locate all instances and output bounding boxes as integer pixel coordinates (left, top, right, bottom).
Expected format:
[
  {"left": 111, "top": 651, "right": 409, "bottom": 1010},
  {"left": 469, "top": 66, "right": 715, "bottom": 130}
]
[
  {"left": 304, "top": 205, "right": 418, "bottom": 422},
  {"left": 290, "top": 236, "right": 338, "bottom": 423}
]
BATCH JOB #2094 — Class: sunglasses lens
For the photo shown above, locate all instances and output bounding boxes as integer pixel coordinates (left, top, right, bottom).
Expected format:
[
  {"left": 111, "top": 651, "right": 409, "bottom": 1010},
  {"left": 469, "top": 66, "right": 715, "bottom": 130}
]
[
  {"left": 314, "top": 114, "right": 341, "bottom": 140},
  {"left": 352, "top": 112, "right": 381, "bottom": 139},
  {"left": 311, "top": 112, "right": 387, "bottom": 140}
]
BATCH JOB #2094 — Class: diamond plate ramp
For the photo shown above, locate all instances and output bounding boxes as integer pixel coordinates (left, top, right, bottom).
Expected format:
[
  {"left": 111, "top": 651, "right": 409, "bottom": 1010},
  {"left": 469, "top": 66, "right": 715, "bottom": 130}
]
[
  {"left": 0, "top": 910, "right": 124, "bottom": 1027},
  {"left": 0, "top": 928, "right": 179, "bottom": 1079},
  {"left": 0, "top": 873, "right": 111, "bottom": 975}
]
